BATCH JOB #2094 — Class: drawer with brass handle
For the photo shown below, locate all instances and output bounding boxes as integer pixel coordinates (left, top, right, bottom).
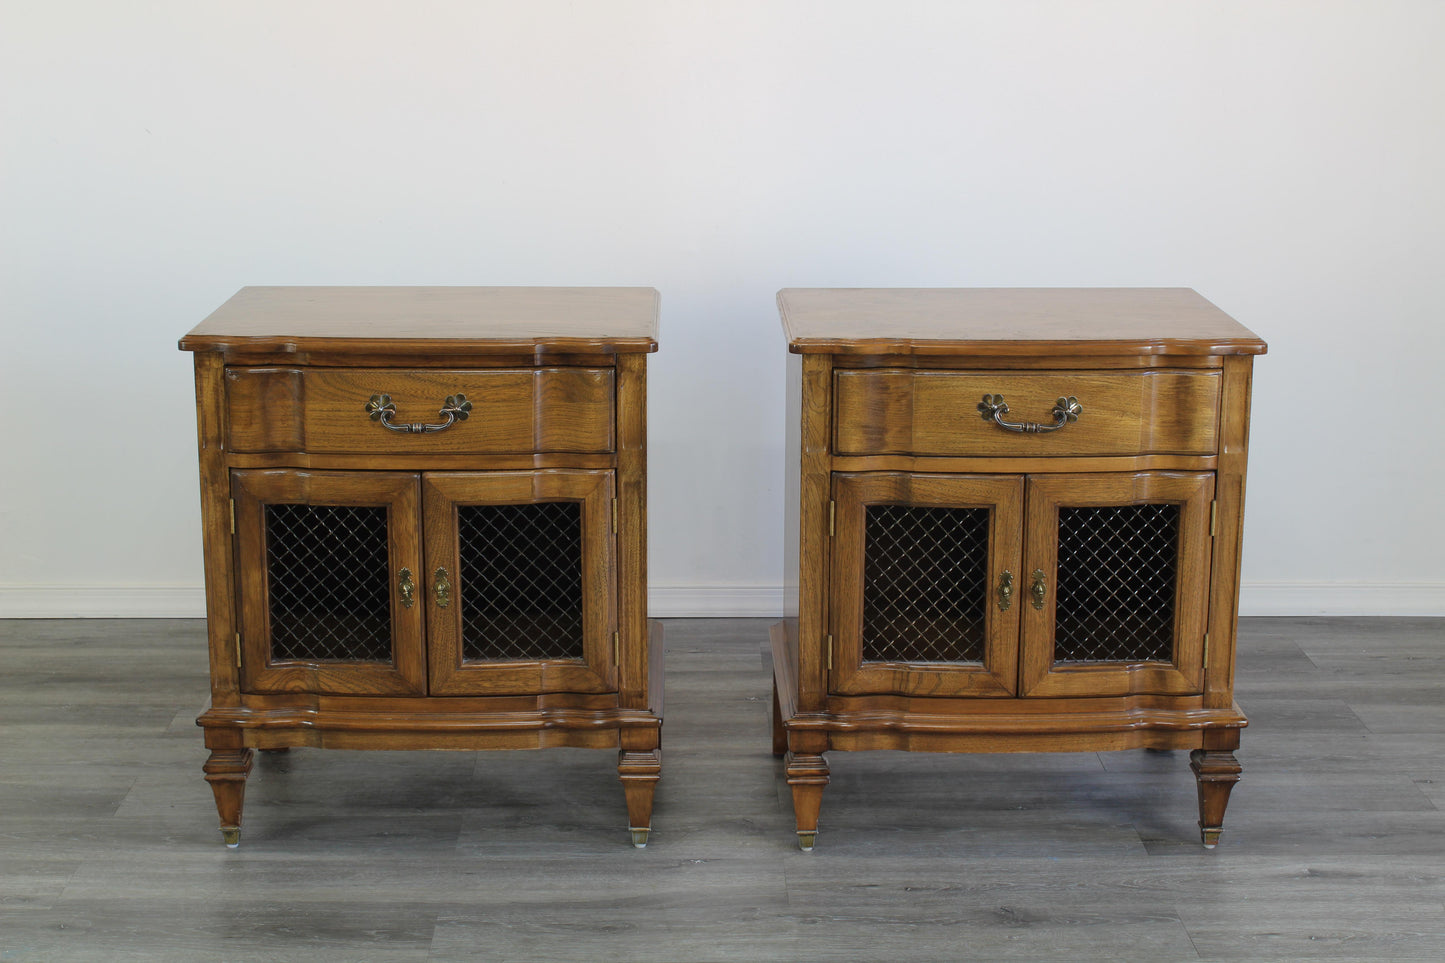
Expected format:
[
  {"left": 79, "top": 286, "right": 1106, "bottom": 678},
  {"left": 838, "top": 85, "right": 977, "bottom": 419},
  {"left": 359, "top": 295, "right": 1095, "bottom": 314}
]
[
  {"left": 225, "top": 366, "right": 615, "bottom": 454},
  {"left": 833, "top": 368, "right": 1221, "bottom": 458}
]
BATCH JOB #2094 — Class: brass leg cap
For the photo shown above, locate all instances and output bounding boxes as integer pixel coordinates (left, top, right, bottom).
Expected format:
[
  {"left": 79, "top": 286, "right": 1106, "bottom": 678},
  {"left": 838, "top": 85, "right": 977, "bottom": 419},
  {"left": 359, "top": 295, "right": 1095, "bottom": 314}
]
[
  {"left": 221, "top": 827, "right": 241, "bottom": 849},
  {"left": 796, "top": 831, "right": 817, "bottom": 852},
  {"left": 1201, "top": 827, "right": 1223, "bottom": 849},
  {"left": 629, "top": 828, "right": 650, "bottom": 849}
]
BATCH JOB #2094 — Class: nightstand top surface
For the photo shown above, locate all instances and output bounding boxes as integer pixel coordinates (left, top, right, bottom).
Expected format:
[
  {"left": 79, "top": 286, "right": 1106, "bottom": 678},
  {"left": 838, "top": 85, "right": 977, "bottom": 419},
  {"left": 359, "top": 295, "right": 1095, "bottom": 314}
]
[
  {"left": 180, "top": 286, "right": 659, "bottom": 355},
  {"left": 778, "top": 288, "right": 1265, "bottom": 356}
]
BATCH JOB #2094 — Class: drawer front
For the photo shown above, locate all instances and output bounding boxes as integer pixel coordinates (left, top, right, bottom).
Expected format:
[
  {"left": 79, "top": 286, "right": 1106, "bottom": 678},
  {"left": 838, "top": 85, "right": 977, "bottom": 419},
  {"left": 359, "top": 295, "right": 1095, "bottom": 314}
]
[
  {"left": 227, "top": 367, "right": 614, "bottom": 454},
  {"left": 834, "top": 369, "right": 1220, "bottom": 457}
]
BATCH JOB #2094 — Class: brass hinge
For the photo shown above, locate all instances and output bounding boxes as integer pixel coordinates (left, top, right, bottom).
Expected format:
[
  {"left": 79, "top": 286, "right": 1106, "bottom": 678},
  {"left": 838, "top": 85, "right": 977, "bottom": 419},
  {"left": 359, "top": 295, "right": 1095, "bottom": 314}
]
[
  {"left": 1210, "top": 500, "right": 1217, "bottom": 537},
  {"left": 229, "top": 499, "right": 236, "bottom": 535},
  {"left": 235, "top": 633, "right": 241, "bottom": 668},
  {"left": 611, "top": 498, "right": 618, "bottom": 534},
  {"left": 829, "top": 500, "right": 836, "bottom": 537},
  {"left": 826, "top": 634, "right": 833, "bottom": 670},
  {"left": 613, "top": 631, "right": 620, "bottom": 666},
  {"left": 1203, "top": 632, "right": 1210, "bottom": 669}
]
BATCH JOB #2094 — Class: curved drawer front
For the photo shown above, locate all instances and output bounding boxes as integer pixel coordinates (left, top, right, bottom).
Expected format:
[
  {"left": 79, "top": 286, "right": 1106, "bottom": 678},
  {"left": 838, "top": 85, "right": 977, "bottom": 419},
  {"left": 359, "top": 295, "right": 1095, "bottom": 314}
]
[
  {"left": 834, "top": 369, "right": 1220, "bottom": 457},
  {"left": 227, "top": 367, "right": 614, "bottom": 454}
]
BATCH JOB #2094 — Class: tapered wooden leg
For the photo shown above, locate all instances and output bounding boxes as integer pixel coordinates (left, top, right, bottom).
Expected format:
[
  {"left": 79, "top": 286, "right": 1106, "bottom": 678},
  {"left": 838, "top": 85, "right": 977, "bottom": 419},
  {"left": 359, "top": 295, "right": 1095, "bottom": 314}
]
[
  {"left": 786, "top": 751, "right": 829, "bottom": 852},
  {"left": 1190, "top": 748, "right": 1242, "bottom": 848},
  {"left": 203, "top": 747, "right": 254, "bottom": 848},
  {"left": 618, "top": 747, "right": 661, "bottom": 849},
  {"left": 770, "top": 677, "right": 788, "bottom": 758}
]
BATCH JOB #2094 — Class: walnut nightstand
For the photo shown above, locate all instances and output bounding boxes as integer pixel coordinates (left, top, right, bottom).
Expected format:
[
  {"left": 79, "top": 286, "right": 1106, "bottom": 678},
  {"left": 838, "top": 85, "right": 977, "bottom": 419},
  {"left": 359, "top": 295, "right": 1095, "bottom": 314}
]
[
  {"left": 771, "top": 287, "right": 1265, "bottom": 850},
  {"left": 181, "top": 286, "right": 662, "bottom": 848}
]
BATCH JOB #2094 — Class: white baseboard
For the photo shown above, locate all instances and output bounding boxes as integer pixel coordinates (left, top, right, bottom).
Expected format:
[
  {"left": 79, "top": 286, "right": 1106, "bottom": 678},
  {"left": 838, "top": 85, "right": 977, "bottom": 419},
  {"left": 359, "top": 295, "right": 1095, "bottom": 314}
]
[
  {"left": 646, "top": 584, "right": 784, "bottom": 618},
  {"left": 0, "top": 586, "right": 210, "bottom": 619},
  {"left": 1237, "top": 581, "right": 1445, "bottom": 618},
  {"left": 1, "top": 582, "right": 1441, "bottom": 620}
]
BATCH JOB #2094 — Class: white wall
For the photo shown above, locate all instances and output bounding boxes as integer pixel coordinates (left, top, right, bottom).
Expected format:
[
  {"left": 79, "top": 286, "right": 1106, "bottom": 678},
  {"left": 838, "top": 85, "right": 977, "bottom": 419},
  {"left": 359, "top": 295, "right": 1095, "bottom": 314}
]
[{"left": 2, "top": 1, "right": 1442, "bottom": 617}]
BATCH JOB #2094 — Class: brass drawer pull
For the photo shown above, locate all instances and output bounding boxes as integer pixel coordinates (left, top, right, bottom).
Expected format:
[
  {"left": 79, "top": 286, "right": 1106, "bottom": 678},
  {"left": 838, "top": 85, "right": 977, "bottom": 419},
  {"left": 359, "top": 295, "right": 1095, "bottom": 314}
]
[
  {"left": 365, "top": 393, "right": 472, "bottom": 434},
  {"left": 997, "top": 570, "right": 1014, "bottom": 612},
  {"left": 1030, "top": 569, "right": 1047, "bottom": 610},
  {"left": 978, "top": 394, "right": 1082, "bottom": 434}
]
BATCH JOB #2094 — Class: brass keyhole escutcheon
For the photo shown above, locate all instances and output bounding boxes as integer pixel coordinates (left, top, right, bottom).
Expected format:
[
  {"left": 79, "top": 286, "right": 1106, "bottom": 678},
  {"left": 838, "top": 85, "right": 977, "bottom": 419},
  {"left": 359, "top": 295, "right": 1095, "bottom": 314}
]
[
  {"left": 1030, "top": 569, "right": 1047, "bottom": 610},
  {"left": 398, "top": 568, "right": 415, "bottom": 609},
  {"left": 434, "top": 567, "right": 451, "bottom": 609},
  {"left": 997, "top": 570, "right": 1014, "bottom": 612}
]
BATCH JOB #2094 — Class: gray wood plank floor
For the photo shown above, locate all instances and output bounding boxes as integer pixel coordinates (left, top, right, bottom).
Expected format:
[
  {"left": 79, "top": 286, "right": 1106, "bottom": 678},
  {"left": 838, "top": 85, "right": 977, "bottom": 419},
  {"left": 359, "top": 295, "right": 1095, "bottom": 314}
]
[{"left": 0, "top": 617, "right": 1441, "bottom": 961}]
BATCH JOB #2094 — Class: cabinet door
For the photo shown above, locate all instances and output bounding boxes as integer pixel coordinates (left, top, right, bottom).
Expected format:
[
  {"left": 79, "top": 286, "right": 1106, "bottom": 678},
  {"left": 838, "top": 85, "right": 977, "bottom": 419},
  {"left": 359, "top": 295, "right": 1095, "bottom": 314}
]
[
  {"left": 232, "top": 470, "right": 427, "bottom": 696},
  {"left": 1019, "top": 472, "right": 1214, "bottom": 698},
  {"left": 830, "top": 472, "right": 1023, "bottom": 697},
  {"left": 423, "top": 470, "right": 618, "bottom": 695}
]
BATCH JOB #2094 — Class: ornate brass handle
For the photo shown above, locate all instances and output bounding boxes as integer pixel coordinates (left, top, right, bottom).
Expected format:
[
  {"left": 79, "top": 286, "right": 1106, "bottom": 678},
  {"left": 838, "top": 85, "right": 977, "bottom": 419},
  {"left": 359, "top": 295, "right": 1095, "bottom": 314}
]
[
  {"left": 398, "top": 568, "right": 415, "bottom": 609},
  {"left": 365, "top": 393, "right": 473, "bottom": 434},
  {"left": 434, "top": 567, "right": 451, "bottom": 609},
  {"left": 997, "top": 570, "right": 1014, "bottom": 612},
  {"left": 1030, "top": 569, "right": 1047, "bottom": 610},
  {"left": 977, "top": 394, "right": 1082, "bottom": 434}
]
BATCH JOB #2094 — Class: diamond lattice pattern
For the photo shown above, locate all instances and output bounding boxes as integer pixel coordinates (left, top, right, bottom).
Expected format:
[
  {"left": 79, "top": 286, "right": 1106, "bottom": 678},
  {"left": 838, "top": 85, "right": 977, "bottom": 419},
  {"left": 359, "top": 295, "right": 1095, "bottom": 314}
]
[
  {"left": 458, "top": 502, "right": 584, "bottom": 662},
  {"left": 1054, "top": 504, "right": 1179, "bottom": 664},
  {"left": 861, "top": 505, "right": 989, "bottom": 664},
  {"left": 265, "top": 504, "right": 393, "bottom": 663}
]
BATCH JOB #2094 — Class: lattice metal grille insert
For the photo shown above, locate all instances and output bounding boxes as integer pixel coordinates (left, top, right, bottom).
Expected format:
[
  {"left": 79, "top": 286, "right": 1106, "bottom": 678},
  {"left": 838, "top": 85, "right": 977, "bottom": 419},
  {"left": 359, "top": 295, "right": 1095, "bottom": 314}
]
[
  {"left": 861, "top": 505, "right": 990, "bottom": 664},
  {"left": 1054, "top": 504, "right": 1179, "bottom": 664},
  {"left": 458, "top": 502, "right": 584, "bottom": 662},
  {"left": 265, "top": 504, "right": 393, "bottom": 663}
]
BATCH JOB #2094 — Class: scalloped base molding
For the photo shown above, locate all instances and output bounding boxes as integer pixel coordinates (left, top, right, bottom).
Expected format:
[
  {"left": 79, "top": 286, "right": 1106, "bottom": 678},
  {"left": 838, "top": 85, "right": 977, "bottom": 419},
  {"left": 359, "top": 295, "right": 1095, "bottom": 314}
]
[{"left": 0, "top": 582, "right": 1442, "bottom": 620}]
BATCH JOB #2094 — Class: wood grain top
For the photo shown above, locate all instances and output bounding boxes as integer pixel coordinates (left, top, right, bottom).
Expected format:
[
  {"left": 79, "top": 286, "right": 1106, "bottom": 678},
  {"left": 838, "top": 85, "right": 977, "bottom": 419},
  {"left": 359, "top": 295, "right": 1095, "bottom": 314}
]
[
  {"left": 778, "top": 288, "right": 1266, "bottom": 356},
  {"left": 180, "top": 286, "right": 659, "bottom": 356}
]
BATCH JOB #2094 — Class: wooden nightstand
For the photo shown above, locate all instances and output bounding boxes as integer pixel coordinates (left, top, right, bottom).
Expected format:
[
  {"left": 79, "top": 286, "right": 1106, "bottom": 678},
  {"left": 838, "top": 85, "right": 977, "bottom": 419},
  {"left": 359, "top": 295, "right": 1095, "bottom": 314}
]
[
  {"left": 180, "top": 286, "right": 662, "bottom": 848},
  {"left": 771, "top": 288, "right": 1265, "bottom": 850}
]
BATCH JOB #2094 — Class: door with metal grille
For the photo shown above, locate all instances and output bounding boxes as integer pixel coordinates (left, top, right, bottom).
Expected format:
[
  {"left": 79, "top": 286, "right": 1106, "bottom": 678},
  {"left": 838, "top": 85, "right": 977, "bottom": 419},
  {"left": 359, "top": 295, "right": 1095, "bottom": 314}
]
[
  {"left": 1019, "top": 472, "right": 1215, "bottom": 698},
  {"left": 232, "top": 470, "right": 428, "bottom": 695},
  {"left": 829, "top": 472, "right": 1023, "bottom": 697},
  {"left": 423, "top": 470, "right": 618, "bottom": 695}
]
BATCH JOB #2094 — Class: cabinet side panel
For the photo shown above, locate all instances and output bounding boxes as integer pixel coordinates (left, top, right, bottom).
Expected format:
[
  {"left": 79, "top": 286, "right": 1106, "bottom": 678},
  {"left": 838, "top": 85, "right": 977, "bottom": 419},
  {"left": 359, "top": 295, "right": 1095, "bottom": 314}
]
[
  {"left": 616, "top": 354, "right": 649, "bottom": 710},
  {"left": 796, "top": 354, "right": 834, "bottom": 711},
  {"left": 193, "top": 352, "right": 241, "bottom": 706},
  {"left": 1205, "top": 355, "right": 1254, "bottom": 710},
  {"left": 783, "top": 352, "right": 802, "bottom": 623}
]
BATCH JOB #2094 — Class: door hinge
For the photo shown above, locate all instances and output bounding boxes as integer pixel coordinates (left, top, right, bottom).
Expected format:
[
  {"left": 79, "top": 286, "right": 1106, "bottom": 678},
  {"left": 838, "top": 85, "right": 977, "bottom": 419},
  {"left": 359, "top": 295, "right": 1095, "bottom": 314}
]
[
  {"left": 1203, "top": 632, "right": 1210, "bottom": 670},
  {"left": 229, "top": 499, "right": 236, "bottom": 535},
  {"left": 829, "top": 500, "right": 836, "bottom": 537},
  {"left": 235, "top": 632, "right": 242, "bottom": 668},
  {"left": 613, "top": 631, "right": 620, "bottom": 666},
  {"left": 826, "top": 634, "right": 833, "bottom": 671},
  {"left": 611, "top": 498, "right": 618, "bottom": 534},
  {"left": 1210, "top": 500, "right": 1217, "bottom": 537}
]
